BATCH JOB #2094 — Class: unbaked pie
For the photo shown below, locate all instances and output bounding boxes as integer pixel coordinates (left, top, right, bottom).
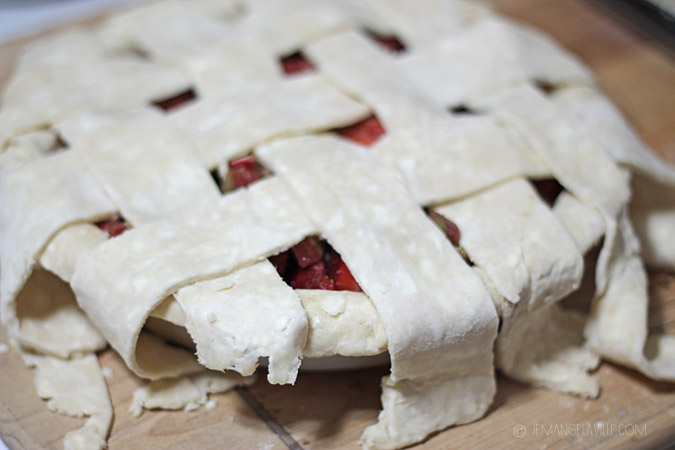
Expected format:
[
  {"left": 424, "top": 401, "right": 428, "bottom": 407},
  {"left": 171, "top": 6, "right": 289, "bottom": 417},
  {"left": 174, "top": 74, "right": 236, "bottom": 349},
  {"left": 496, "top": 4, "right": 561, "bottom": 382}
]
[{"left": 1, "top": 0, "right": 675, "bottom": 449}]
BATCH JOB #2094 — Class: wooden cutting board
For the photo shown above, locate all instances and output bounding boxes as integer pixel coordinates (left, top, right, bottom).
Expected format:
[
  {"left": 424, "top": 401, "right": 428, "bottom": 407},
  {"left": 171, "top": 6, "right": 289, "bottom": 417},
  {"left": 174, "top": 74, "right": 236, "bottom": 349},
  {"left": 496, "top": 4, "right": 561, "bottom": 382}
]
[{"left": 1, "top": 0, "right": 674, "bottom": 449}]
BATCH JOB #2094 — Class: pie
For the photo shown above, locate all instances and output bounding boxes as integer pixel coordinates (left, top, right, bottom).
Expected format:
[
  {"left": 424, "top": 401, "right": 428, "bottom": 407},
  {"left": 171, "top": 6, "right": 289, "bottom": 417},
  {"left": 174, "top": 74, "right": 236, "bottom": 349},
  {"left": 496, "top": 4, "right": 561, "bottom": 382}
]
[{"left": 1, "top": 0, "right": 675, "bottom": 449}]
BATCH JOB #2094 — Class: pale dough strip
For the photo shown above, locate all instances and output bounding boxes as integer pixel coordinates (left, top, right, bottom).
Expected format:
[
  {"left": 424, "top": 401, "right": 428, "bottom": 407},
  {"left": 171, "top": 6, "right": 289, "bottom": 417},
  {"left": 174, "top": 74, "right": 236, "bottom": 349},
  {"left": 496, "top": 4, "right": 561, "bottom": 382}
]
[
  {"left": 150, "top": 289, "right": 388, "bottom": 359},
  {"left": 62, "top": 108, "right": 313, "bottom": 384},
  {"left": 308, "top": 30, "right": 550, "bottom": 205},
  {"left": 174, "top": 261, "right": 308, "bottom": 385},
  {"left": 171, "top": 74, "right": 370, "bottom": 168},
  {"left": 257, "top": 135, "right": 498, "bottom": 450},
  {"left": 71, "top": 177, "right": 315, "bottom": 380},
  {"left": 0, "top": 29, "right": 191, "bottom": 149},
  {"left": 22, "top": 353, "right": 113, "bottom": 450},
  {"left": 475, "top": 84, "right": 675, "bottom": 381},
  {"left": 59, "top": 108, "right": 220, "bottom": 226},
  {"left": 437, "top": 178, "right": 597, "bottom": 397},
  {"left": 0, "top": 150, "right": 115, "bottom": 354}
]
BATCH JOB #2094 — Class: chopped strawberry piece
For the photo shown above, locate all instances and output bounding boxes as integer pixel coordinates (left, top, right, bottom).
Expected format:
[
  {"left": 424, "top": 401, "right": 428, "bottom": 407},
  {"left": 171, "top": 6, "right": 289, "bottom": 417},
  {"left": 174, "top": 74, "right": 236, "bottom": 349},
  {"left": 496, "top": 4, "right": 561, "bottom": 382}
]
[
  {"left": 281, "top": 52, "right": 314, "bottom": 75},
  {"left": 229, "top": 154, "right": 257, "bottom": 168},
  {"left": 223, "top": 154, "right": 264, "bottom": 191},
  {"left": 269, "top": 251, "right": 291, "bottom": 277},
  {"left": 325, "top": 249, "right": 361, "bottom": 292},
  {"left": 334, "top": 115, "right": 385, "bottom": 146},
  {"left": 152, "top": 88, "right": 197, "bottom": 112},
  {"left": 291, "top": 236, "right": 325, "bottom": 268},
  {"left": 279, "top": 240, "right": 361, "bottom": 291},
  {"left": 531, "top": 178, "right": 564, "bottom": 205},
  {"left": 374, "top": 35, "right": 406, "bottom": 53},
  {"left": 290, "top": 260, "right": 335, "bottom": 290},
  {"left": 427, "top": 209, "right": 461, "bottom": 246},
  {"left": 96, "top": 217, "right": 129, "bottom": 238}
]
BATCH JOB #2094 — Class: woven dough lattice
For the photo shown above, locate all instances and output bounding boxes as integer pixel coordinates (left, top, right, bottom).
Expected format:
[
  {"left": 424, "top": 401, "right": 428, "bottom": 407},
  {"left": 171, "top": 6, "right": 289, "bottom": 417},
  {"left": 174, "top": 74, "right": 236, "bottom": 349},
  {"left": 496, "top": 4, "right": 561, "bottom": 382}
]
[{"left": 1, "top": 1, "right": 675, "bottom": 449}]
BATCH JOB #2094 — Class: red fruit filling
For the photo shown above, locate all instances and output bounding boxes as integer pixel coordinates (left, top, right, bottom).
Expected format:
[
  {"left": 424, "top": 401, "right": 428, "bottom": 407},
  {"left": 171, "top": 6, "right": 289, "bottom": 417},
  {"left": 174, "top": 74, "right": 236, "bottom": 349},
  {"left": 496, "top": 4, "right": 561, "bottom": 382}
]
[
  {"left": 221, "top": 154, "right": 266, "bottom": 192},
  {"left": 270, "top": 239, "right": 362, "bottom": 292},
  {"left": 325, "top": 248, "right": 361, "bottom": 292},
  {"left": 334, "top": 115, "right": 386, "bottom": 146},
  {"left": 280, "top": 52, "right": 315, "bottom": 75},
  {"left": 152, "top": 88, "right": 197, "bottom": 112},
  {"left": 269, "top": 251, "right": 290, "bottom": 277},
  {"left": 372, "top": 34, "right": 406, "bottom": 53},
  {"left": 95, "top": 217, "right": 129, "bottom": 238},
  {"left": 531, "top": 178, "right": 564, "bottom": 205},
  {"left": 291, "top": 236, "right": 324, "bottom": 268},
  {"left": 290, "top": 260, "right": 335, "bottom": 290},
  {"left": 427, "top": 209, "right": 461, "bottom": 247}
]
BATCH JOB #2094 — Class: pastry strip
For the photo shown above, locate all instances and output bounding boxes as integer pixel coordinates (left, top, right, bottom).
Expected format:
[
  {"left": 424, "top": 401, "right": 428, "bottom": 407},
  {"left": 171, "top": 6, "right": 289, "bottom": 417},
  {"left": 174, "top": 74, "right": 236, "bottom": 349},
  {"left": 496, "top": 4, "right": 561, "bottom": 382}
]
[
  {"left": 585, "top": 210, "right": 675, "bottom": 380},
  {"left": 506, "top": 20, "right": 593, "bottom": 87},
  {"left": 130, "top": 370, "right": 256, "bottom": 417},
  {"left": 309, "top": 31, "right": 554, "bottom": 205},
  {"left": 16, "top": 270, "right": 107, "bottom": 358},
  {"left": 26, "top": 353, "right": 113, "bottom": 450},
  {"left": 60, "top": 108, "right": 220, "bottom": 225},
  {"left": 306, "top": 30, "right": 443, "bottom": 129},
  {"left": 553, "top": 192, "right": 605, "bottom": 254},
  {"left": 436, "top": 178, "right": 582, "bottom": 310},
  {"left": 553, "top": 85, "right": 675, "bottom": 187},
  {"left": 62, "top": 109, "right": 314, "bottom": 383},
  {"left": 436, "top": 178, "right": 597, "bottom": 396},
  {"left": 552, "top": 86, "right": 675, "bottom": 269},
  {"left": 171, "top": 74, "right": 370, "bottom": 168},
  {"left": 179, "top": 37, "right": 282, "bottom": 97},
  {"left": 631, "top": 176, "right": 675, "bottom": 269},
  {"left": 373, "top": 115, "right": 549, "bottom": 205},
  {"left": 397, "top": 17, "right": 525, "bottom": 107},
  {"left": 257, "top": 135, "right": 498, "bottom": 449},
  {"left": 239, "top": 0, "right": 355, "bottom": 56},
  {"left": 40, "top": 224, "right": 109, "bottom": 283},
  {"left": 71, "top": 177, "right": 315, "bottom": 379},
  {"left": 174, "top": 261, "right": 308, "bottom": 384},
  {"left": 0, "top": 151, "right": 115, "bottom": 353},
  {"left": 345, "top": 0, "right": 491, "bottom": 49},
  {"left": 476, "top": 84, "right": 675, "bottom": 381},
  {"left": 0, "top": 30, "right": 191, "bottom": 148},
  {"left": 98, "top": 0, "right": 235, "bottom": 62},
  {"left": 152, "top": 289, "right": 388, "bottom": 359},
  {"left": 398, "top": 17, "right": 593, "bottom": 108},
  {"left": 474, "top": 84, "right": 630, "bottom": 220},
  {"left": 297, "top": 289, "right": 387, "bottom": 358}
]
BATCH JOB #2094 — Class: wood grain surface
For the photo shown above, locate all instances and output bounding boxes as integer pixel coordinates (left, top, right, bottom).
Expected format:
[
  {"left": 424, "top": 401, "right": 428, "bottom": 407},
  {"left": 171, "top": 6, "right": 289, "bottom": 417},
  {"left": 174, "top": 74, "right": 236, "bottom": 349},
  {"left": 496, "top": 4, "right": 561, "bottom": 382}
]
[{"left": 1, "top": 0, "right": 674, "bottom": 449}]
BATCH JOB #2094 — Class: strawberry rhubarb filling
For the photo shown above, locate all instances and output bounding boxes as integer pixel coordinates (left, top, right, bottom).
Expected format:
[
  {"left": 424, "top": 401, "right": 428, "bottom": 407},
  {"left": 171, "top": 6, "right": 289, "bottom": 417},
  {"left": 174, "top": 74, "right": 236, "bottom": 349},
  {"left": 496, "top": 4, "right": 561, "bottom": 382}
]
[
  {"left": 426, "top": 208, "right": 471, "bottom": 263},
  {"left": 270, "top": 236, "right": 362, "bottom": 292},
  {"left": 95, "top": 217, "right": 129, "bottom": 237},
  {"left": 369, "top": 33, "right": 406, "bottom": 53},
  {"left": 334, "top": 114, "right": 385, "bottom": 146},
  {"left": 427, "top": 208, "right": 460, "bottom": 246},
  {"left": 210, "top": 154, "right": 269, "bottom": 194},
  {"left": 280, "top": 51, "right": 315, "bottom": 75},
  {"left": 152, "top": 88, "right": 197, "bottom": 112},
  {"left": 223, "top": 154, "right": 267, "bottom": 192}
]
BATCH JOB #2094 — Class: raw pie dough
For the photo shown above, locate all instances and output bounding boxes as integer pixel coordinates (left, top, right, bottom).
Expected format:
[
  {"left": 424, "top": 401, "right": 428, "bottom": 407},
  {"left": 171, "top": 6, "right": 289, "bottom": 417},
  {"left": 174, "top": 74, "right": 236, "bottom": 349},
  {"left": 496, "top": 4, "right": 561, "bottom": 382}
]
[{"left": 1, "top": 0, "right": 675, "bottom": 449}]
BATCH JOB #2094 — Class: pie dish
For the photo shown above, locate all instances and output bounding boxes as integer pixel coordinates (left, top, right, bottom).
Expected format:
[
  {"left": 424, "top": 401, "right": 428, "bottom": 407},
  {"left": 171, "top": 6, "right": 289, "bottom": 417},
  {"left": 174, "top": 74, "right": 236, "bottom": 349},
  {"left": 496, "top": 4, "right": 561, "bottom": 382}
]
[{"left": 1, "top": 0, "right": 675, "bottom": 449}]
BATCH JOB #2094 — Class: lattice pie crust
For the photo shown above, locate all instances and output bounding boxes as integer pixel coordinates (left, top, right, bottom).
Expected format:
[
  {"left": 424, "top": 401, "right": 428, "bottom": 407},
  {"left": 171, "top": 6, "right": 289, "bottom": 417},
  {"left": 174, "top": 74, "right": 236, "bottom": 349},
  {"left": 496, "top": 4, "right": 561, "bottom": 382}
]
[{"left": 1, "top": 1, "right": 675, "bottom": 449}]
